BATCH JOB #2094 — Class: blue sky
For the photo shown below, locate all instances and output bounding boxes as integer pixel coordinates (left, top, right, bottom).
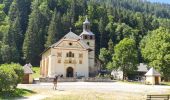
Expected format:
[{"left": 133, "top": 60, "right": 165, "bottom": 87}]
[{"left": 148, "top": 0, "right": 170, "bottom": 4}]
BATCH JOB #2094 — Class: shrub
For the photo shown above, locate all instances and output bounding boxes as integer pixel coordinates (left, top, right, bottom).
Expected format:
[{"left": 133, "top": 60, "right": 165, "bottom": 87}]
[
  {"left": 0, "top": 66, "right": 18, "bottom": 91},
  {"left": 0, "top": 63, "right": 24, "bottom": 92},
  {"left": 10, "top": 63, "right": 24, "bottom": 85}
]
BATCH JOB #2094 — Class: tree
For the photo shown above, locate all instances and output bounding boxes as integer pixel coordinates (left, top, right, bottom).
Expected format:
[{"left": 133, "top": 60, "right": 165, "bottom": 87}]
[
  {"left": 108, "top": 39, "right": 114, "bottom": 55},
  {"left": 2, "top": 0, "right": 13, "bottom": 14},
  {"left": 99, "top": 18, "right": 108, "bottom": 48},
  {"left": 45, "top": 9, "right": 61, "bottom": 48},
  {"left": 0, "top": 43, "right": 19, "bottom": 63},
  {"left": 140, "top": 27, "right": 170, "bottom": 81},
  {"left": 0, "top": 4, "right": 9, "bottom": 41},
  {"left": 112, "top": 38, "right": 138, "bottom": 80},
  {"left": 114, "top": 23, "right": 138, "bottom": 42},
  {"left": 99, "top": 48, "right": 111, "bottom": 69},
  {"left": 23, "top": 1, "right": 45, "bottom": 65}
]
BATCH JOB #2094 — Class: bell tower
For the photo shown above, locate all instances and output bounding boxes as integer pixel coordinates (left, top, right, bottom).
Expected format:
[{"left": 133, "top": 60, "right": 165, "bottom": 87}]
[{"left": 80, "top": 16, "right": 96, "bottom": 76}]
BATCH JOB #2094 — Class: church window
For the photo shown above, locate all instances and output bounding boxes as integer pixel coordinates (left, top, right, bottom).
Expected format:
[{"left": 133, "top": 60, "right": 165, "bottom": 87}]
[
  {"left": 79, "top": 53, "right": 83, "bottom": 58},
  {"left": 69, "top": 52, "right": 72, "bottom": 57},
  {"left": 66, "top": 51, "right": 74, "bottom": 57},
  {"left": 90, "top": 36, "right": 93, "bottom": 39},
  {"left": 58, "top": 59, "right": 61, "bottom": 63},
  {"left": 57, "top": 52, "right": 62, "bottom": 57},
  {"left": 66, "top": 53, "right": 69, "bottom": 57},
  {"left": 72, "top": 53, "right": 74, "bottom": 57},
  {"left": 87, "top": 42, "right": 90, "bottom": 45},
  {"left": 84, "top": 35, "right": 87, "bottom": 39},
  {"left": 79, "top": 60, "right": 82, "bottom": 64}
]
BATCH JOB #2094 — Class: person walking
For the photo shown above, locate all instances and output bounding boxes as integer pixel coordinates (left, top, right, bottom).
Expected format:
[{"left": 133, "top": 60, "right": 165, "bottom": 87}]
[{"left": 53, "top": 75, "right": 59, "bottom": 90}]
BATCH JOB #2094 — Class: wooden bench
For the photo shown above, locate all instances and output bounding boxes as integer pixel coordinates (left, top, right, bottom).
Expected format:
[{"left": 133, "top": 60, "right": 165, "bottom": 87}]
[{"left": 147, "top": 95, "right": 170, "bottom": 100}]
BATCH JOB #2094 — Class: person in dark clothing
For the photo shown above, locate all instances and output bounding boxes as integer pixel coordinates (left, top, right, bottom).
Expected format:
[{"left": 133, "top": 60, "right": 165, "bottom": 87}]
[
  {"left": 53, "top": 75, "right": 59, "bottom": 90},
  {"left": 60, "top": 74, "right": 63, "bottom": 78}
]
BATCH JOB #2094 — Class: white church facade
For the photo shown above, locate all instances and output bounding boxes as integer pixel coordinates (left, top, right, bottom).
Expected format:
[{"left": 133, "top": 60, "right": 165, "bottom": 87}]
[{"left": 40, "top": 18, "right": 97, "bottom": 78}]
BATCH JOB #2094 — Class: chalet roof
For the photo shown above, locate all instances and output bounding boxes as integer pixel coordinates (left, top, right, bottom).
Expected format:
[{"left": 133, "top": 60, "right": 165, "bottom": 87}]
[
  {"left": 145, "top": 67, "right": 161, "bottom": 76},
  {"left": 137, "top": 63, "right": 148, "bottom": 72},
  {"left": 23, "top": 64, "right": 34, "bottom": 74}
]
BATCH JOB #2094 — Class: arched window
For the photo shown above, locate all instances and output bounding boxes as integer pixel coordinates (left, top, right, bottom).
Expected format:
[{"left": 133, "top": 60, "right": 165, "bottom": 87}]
[
  {"left": 69, "top": 52, "right": 72, "bottom": 57},
  {"left": 72, "top": 53, "right": 74, "bottom": 57},
  {"left": 66, "top": 51, "right": 74, "bottom": 57},
  {"left": 84, "top": 35, "right": 88, "bottom": 39},
  {"left": 66, "top": 53, "right": 69, "bottom": 57}
]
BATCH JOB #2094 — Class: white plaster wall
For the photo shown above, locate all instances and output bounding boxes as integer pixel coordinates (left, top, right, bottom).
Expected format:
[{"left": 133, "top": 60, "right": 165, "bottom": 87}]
[
  {"left": 29, "top": 74, "right": 33, "bottom": 84},
  {"left": 82, "top": 39, "right": 96, "bottom": 74},
  {"left": 146, "top": 76, "right": 155, "bottom": 84},
  {"left": 76, "top": 51, "right": 89, "bottom": 77},
  {"left": 46, "top": 40, "right": 89, "bottom": 78}
]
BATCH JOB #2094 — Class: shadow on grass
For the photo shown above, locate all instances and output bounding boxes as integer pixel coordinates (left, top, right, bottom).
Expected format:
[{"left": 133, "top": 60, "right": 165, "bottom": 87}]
[{"left": 0, "top": 88, "right": 36, "bottom": 99}]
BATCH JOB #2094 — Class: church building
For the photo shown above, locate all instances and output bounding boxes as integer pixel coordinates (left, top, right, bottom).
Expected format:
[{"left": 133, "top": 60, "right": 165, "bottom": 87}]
[{"left": 40, "top": 17, "right": 96, "bottom": 78}]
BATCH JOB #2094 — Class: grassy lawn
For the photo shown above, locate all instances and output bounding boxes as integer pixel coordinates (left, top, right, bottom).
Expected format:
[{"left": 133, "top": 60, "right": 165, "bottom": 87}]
[
  {"left": 0, "top": 88, "right": 36, "bottom": 99},
  {"left": 119, "top": 80, "right": 144, "bottom": 85},
  {"left": 121, "top": 80, "right": 170, "bottom": 86},
  {"left": 161, "top": 82, "right": 170, "bottom": 86},
  {"left": 32, "top": 67, "right": 40, "bottom": 78}
]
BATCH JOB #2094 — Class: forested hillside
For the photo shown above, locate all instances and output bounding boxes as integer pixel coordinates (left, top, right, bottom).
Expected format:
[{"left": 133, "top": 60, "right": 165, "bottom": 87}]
[{"left": 0, "top": 0, "right": 170, "bottom": 75}]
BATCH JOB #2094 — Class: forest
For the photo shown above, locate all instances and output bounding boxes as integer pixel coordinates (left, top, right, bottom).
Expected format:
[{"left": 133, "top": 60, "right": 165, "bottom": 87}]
[{"left": 0, "top": 0, "right": 170, "bottom": 79}]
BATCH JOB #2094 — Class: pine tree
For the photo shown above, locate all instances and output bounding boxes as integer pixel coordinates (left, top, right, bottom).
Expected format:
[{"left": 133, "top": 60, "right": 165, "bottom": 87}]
[
  {"left": 45, "top": 9, "right": 57, "bottom": 48},
  {"left": 16, "top": 0, "right": 31, "bottom": 33},
  {"left": 99, "top": 18, "right": 108, "bottom": 48},
  {"left": 23, "top": 1, "right": 44, "bottom": 65},
  {"left": 2, "top": 0, "right": 13, "bottom": 14},
  {"left": 12, "top": 16, "right": 23, "bottom": 50},
  {"left": 4, "top": 0, "right": 24, "bottom": 63}
]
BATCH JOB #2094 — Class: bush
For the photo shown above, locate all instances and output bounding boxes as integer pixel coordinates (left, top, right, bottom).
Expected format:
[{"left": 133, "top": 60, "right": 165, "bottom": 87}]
[
  {"left": 0, "top": 66, "right": 18, "bottom": 91},
  {"left": 10, "top": 63, "right": 24, "bottom": 85},
  {"left": 95, "top": 74, "right": 112, "bottom": 79},
  {"left": 0, "top": 63, "right": 24, "bottom": 92}
]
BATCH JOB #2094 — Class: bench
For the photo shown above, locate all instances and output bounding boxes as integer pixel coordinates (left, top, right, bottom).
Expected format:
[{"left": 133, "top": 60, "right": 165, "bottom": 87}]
[{"left": 147, "top": 95, "right": 170, "bottom": 100}]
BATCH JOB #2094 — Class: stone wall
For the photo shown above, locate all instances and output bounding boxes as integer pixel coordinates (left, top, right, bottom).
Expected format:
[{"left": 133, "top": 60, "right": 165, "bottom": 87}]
[
  {"left": 40, "top": 77, "right": 77, "bottom": 82},
  {"left": 39, "top": 77, "right": 112, "bottom": 82}
]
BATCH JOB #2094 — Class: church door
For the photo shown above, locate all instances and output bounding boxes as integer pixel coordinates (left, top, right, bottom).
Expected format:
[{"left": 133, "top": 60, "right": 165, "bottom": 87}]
[{"left": 67, "top": 67, "right": 73, "bottom": 77}]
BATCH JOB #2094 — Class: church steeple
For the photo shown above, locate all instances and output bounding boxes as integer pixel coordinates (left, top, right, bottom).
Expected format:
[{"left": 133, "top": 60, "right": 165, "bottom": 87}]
[
  {"left": 80, "top": 16, "right": 94, "bottom": 39},
  {"left": 83, "top": 16, "right": 90, "bottom": 31}
]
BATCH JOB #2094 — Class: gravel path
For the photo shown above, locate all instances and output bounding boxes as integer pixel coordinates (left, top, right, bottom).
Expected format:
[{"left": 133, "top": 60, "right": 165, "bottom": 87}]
[{"left": 17, "top": 82, "right": 170, "bottom": 100}]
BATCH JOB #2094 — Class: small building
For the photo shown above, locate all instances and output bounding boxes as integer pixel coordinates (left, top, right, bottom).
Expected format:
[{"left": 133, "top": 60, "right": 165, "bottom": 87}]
[
  {"left": 111, "top": 69, "right": 123, "bottom": 80},
  {"left": 145, "top": 67, "right": 161, "bottom": 85},
  {"left": 136, "top": 63, "right": 148, "bottom": 80},
  {"left": 22, "top": 64, "right": 34, "bottom": 84},
  {"left": 111, "top": 63, "right": 148, "bottom": 81}
]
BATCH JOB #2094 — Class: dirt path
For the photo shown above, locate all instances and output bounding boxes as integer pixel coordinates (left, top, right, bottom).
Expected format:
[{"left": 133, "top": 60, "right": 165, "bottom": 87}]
[{"left": 17, "top": 82, "right": 170, "bottom": 100}]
